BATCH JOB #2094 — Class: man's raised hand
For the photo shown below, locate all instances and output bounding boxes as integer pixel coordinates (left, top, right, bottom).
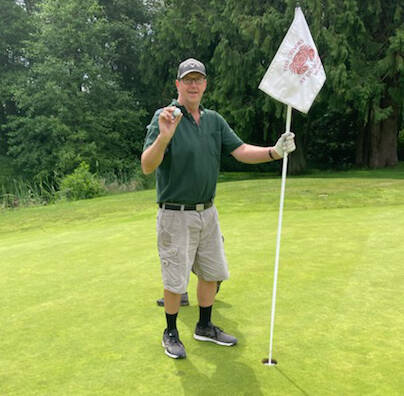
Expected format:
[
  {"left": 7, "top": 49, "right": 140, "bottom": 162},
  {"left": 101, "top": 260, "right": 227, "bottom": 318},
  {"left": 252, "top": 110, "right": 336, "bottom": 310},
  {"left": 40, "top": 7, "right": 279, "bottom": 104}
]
[{"left": 158, "top": 106, "right": 183, "bottom": 143}]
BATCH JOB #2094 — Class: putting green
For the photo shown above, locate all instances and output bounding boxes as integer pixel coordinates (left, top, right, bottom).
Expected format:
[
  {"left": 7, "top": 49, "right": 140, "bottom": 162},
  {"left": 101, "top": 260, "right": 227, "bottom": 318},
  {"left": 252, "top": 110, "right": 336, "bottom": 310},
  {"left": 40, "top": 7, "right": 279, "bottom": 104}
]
[{"left": 1, "top": 168, "right": 403, "bottom": 395}]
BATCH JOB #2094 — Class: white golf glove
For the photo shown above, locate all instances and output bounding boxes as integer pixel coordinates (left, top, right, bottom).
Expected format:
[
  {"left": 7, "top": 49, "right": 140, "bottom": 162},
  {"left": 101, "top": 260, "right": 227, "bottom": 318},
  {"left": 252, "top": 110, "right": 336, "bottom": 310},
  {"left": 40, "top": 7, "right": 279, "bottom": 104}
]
[{"left": 273, "top": 132, "right": 296, "bottom": 158}]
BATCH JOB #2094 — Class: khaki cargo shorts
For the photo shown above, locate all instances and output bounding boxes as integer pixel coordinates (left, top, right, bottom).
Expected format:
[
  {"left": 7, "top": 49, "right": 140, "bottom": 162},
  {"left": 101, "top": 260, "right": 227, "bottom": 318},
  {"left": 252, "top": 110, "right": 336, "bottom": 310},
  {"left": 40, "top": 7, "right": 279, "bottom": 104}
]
[{"left": 156, "top": 205, "right": 229, "bottom": 294}]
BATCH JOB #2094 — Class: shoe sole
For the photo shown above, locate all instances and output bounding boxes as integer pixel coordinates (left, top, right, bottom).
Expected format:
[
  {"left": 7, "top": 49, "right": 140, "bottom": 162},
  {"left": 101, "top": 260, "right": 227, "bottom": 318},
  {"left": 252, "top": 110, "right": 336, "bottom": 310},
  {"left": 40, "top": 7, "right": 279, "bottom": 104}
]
[
  {"left": 161, "top": 341, "right": 186, "bottom": 359},
  {"left": 193, "top": 334, "right": 237, "bottom": 346}
]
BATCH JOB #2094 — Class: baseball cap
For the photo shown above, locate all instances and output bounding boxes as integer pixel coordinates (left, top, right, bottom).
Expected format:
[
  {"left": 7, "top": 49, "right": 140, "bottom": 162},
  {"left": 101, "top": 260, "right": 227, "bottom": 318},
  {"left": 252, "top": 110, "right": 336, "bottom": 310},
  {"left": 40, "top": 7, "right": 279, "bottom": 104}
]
[{"left": 177, "top": 58, "right": 207, "bottom": 79}]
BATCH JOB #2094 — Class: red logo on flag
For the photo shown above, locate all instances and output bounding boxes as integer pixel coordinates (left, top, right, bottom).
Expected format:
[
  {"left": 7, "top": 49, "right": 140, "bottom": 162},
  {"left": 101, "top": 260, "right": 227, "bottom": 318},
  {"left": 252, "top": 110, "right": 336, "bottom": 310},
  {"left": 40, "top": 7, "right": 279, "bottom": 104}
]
[{"left": 289, "top": 44, "right": 315, "bottom": 75}]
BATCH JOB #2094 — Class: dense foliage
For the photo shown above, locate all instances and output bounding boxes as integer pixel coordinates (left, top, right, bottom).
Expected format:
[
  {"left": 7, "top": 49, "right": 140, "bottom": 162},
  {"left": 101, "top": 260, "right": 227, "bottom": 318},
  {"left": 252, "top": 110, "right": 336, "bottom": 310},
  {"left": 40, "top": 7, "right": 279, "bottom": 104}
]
[
  {"left": 0, "top": 0, "right": 402, "bottom": 195},
  {"left": 143, "top": 0, "right": 403, "bottom": 172},
  {"left": 3, "top": 0, "right": 147, "bottom": 182}
]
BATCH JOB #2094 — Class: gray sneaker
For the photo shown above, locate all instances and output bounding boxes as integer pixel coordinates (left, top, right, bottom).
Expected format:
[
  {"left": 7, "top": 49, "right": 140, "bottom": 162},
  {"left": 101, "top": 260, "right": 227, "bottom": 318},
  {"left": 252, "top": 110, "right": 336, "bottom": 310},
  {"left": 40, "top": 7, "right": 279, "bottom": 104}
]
[
  {"left": 162, "top": 329, "right": 186, "bottom": 359},
  {"left": 193, "top": 322, "right": 237, "bottom": 346}
]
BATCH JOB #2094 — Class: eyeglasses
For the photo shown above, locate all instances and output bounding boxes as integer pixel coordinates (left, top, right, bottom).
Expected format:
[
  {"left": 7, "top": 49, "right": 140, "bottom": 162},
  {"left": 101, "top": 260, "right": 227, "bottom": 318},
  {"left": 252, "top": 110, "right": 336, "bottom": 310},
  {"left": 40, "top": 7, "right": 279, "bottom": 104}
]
[{"left": 181, "top": 77, "right": 206, "bottom": 85}]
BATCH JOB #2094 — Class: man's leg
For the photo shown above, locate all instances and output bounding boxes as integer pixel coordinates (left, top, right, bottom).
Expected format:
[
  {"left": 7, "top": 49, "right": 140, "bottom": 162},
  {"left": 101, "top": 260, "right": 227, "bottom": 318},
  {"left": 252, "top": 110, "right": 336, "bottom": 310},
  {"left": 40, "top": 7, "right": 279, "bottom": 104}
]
[
  {"left": 162, "top": 289, "right": 186, "bottom": 359},
  {"left": 194, "top": 277, "right": 237, "bottom": 346},
  {"left": 164, "top": 289, "right": 182, "bottom": 314},
  {"left": 196, "top": 278, "right": 216, "bottom": 330},
  {"left": 192, "top": 207, "right": 237, "bottom": 346},
  {"left": 157, "top": 292, "right": 189, "bottom": 307},
  {"left": 197, "top": 278, "right": 217, "bottom": 308},
  {"left": 157, "top": 208, "right": 191, "bottom": 359}
]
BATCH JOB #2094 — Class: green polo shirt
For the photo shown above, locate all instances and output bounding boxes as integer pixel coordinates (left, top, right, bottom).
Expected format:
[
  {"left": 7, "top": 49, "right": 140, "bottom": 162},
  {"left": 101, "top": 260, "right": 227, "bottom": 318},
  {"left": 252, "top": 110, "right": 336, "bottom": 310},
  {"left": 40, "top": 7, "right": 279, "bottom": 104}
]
[{"left": 143, "top": 100, "right": 244, "bottom": 204}]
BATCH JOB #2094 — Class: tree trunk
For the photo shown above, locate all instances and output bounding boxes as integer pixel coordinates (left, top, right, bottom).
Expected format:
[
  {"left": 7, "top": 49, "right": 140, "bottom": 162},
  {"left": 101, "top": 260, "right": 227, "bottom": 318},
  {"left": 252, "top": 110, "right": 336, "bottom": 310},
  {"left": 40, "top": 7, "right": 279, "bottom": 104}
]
[
  {"left": 356, "top": 106, "right": 399, "bottom": 168},
  {"left": 288, "top": 131, "right": 306, "bottom": 174}
]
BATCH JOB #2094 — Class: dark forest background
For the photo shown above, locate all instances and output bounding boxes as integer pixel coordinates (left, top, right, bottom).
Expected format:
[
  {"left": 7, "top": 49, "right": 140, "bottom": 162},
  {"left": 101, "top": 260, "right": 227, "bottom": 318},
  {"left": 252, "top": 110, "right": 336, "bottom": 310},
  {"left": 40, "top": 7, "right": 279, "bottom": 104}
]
[{"left": 1, "top": 0, "right": 402, "bottom": 195}]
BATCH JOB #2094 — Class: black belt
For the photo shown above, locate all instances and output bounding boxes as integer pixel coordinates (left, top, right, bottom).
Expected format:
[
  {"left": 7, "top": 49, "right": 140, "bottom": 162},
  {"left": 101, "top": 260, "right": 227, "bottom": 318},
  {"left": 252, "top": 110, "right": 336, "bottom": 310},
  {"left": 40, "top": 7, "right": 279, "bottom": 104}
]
[{"left": 159, "top": 201, "right": 213, "bottom": 211}]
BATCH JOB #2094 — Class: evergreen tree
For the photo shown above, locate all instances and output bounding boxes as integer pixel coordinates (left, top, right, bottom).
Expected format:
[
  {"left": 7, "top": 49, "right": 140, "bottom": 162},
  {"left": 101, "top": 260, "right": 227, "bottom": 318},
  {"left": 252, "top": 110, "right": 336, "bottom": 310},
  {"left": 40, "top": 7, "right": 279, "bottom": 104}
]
[
  {"left": 139, "top": 0, "right": 219, "bottom": 111},
  {"left": 142, "top": 0, "right": 403, "bottom": 171},
  {"left": 0, "top": 0, "right": 32, "bottom": 157},
  {"left": 6, "top": 0, "right": 146, "bottom": 181},
  {"left": 306, "top": 0, "right": 403, "bottom": 168}
]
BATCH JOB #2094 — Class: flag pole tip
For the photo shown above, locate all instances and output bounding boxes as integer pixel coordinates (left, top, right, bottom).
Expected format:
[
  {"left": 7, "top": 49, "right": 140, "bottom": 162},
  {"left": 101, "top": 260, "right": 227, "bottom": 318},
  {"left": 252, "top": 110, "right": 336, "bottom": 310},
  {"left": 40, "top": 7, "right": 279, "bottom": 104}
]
[{"left": 262, "top": 358, "right": 278, "bottom": 366}]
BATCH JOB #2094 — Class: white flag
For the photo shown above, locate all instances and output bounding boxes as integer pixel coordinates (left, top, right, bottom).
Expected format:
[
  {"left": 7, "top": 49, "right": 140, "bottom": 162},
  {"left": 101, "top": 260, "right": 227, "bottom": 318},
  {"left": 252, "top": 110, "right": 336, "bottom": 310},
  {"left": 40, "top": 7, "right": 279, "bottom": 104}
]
[{"left": 259, "top": 7, "right": 326, "bottom": 113}]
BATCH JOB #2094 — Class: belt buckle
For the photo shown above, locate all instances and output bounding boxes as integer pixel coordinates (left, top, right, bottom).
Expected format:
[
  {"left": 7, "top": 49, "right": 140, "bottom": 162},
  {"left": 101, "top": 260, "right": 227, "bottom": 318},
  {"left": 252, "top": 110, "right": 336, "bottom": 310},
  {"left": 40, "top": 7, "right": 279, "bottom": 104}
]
[{"left": 195, "top": 203, "right": 204, "bottom": 211}]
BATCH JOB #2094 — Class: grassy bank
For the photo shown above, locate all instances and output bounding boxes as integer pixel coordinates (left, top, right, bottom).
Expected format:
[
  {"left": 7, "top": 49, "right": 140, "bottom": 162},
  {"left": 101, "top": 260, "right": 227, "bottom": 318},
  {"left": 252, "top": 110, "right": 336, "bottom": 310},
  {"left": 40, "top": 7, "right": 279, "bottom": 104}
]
[{"left": 0, "top": 167, "right": 403, "bottom": 395}]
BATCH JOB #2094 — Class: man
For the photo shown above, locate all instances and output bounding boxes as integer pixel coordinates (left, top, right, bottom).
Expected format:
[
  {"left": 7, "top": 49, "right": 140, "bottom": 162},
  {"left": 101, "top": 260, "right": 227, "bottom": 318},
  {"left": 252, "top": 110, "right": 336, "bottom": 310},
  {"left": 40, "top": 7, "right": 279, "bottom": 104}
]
[{"left": 141, "top": 58, "right": 295, "bottom": 359}]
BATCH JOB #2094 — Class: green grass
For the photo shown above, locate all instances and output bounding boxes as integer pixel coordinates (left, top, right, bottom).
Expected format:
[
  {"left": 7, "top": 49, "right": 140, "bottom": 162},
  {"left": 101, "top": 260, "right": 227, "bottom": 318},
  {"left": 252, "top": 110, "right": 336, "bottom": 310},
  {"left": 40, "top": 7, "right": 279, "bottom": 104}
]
[{"left": 1, "top": 165, "right": 404, "bottom": 395}]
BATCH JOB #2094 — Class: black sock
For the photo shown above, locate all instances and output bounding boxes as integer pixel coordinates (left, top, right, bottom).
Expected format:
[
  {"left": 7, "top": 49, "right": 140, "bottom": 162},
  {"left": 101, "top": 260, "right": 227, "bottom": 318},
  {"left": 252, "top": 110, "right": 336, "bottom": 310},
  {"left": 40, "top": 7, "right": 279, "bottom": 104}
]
[
  {"left": 165, "top": 312, "right": 178, "bottom": 332},
  {"left": 198, "top": 305, "right": 212, "bottom": 328}
]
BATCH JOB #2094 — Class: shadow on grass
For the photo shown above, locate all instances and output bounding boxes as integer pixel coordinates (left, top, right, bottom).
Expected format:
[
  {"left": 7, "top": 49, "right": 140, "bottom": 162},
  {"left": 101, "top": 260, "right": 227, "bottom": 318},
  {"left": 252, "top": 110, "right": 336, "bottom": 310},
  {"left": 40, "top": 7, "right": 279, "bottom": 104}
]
[
  {"left": 179, "top": 357, "right": 264, "bottom": 395},
  {"left": 178, "top": 306, "right": 264, "bottom": 395},
  {"left": 153, "top": 288, "right": 311, "bottom": 394},
  {"left": 211, "top": 298, "right": 232, "bottom": 309},
  {"left": 275, "top": 366, "right": 311, "bottom": 396}
]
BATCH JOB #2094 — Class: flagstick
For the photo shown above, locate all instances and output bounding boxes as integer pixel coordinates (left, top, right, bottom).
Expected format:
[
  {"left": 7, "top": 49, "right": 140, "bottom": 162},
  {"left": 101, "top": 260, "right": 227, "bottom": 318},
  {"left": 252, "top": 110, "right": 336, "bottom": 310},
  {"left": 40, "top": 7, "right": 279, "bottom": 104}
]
[{"left": 265, "top": 104, "right": 292, "bottom": 366}]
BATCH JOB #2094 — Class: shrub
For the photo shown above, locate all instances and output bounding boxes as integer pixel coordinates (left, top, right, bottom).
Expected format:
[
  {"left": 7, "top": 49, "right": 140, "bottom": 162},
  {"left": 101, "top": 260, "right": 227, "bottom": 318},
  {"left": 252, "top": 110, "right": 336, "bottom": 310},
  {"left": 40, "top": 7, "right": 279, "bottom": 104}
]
[
  {"left": 134, "top": 166, "right": 156, "bottom": 190},
  {"left": 59, "top": 162, "right": 105, "bottom": 201}
]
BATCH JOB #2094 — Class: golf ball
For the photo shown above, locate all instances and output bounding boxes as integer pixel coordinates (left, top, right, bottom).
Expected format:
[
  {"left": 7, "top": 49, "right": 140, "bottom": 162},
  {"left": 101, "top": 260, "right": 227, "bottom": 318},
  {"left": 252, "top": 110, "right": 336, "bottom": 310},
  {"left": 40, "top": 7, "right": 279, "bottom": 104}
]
[{"left": 173, "top": 108, "right": 182, "bottom": 119}]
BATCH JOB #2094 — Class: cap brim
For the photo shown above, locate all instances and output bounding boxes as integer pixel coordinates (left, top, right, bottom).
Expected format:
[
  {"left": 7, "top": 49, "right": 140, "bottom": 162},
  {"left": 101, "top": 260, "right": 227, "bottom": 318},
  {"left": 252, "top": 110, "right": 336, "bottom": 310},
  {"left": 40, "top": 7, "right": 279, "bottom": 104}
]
[{"left": 178, "top": 69, "right": 206, "bottom": 79}]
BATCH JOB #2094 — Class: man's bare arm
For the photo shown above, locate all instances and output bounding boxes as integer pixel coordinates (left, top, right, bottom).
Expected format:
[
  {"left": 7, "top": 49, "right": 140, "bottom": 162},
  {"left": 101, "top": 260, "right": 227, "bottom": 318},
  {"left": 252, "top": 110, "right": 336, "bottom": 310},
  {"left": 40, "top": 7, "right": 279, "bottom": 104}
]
[
  {"left": 141, "top": 107, "right": 182, "bottom": 174},
  {"left": 231, "top": 144, "right": 281, "bottom": 164}
]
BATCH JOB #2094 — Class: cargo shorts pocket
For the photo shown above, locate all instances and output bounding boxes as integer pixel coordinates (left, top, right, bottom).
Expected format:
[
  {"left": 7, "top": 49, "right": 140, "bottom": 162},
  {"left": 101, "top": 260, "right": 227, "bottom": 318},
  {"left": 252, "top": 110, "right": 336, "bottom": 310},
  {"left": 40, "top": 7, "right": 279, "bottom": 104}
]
[
  {"left": 157, "top": 225, "right": 177, "bottom": 261},
  {"left": 160, "top": 247, "right": 182, "bottom": 290},
  {"left": 160, "top": 246, "right": 178, "bottom": 263}
]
